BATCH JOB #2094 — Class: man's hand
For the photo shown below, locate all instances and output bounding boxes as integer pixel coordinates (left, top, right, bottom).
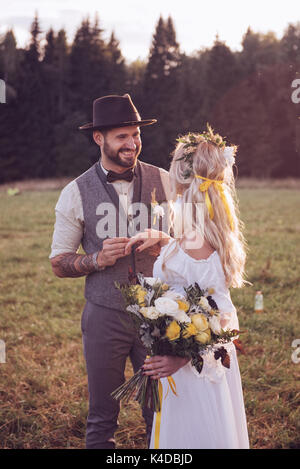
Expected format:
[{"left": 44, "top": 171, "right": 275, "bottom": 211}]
[
  {"left": 97, "top": 237, "right": 130, "bottom": 268},
  {"left": 143, "top": 355, "right": 190, "bottom": 380}
]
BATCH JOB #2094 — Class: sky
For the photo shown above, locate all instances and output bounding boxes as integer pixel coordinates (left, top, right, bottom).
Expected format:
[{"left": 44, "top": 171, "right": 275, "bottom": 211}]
[{"left": 0, "top": 0, "right": 299, "bottom": 62}]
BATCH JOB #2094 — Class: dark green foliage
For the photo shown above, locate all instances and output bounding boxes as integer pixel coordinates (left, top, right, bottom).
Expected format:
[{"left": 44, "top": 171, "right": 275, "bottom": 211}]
[
  {"left": 141, "top": 16, "right": 183, "bottom": 169},
  {"left": 0, "top": 14, "right": 299, "bottom": 182}
]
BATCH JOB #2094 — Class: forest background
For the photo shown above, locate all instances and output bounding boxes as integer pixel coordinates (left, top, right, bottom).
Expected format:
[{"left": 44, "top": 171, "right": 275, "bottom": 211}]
[{"left": 0, "top": 13, "right": 300, "bottom": 181}]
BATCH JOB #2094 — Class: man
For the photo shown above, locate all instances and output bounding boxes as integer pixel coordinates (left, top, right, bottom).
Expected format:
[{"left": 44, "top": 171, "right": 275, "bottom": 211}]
[{"left": 49, "top": 94, "right": 170, "bottom": 449}]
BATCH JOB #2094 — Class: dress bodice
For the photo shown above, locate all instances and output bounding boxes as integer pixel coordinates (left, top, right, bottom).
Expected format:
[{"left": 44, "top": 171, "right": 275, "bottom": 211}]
[{"left": 153, "top": 239, "right": 239, "bottom": 330}]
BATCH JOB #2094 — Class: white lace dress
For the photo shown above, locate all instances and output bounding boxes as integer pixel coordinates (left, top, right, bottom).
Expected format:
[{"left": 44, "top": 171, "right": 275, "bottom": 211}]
[{"left": 149, "top": 239, "right": 249, "bottom": 449}]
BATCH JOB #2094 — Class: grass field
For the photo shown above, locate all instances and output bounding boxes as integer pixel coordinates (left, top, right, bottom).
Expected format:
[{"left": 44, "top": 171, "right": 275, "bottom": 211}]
[{"left": 0, "top": 186, "right": 299, "bottom": 449}]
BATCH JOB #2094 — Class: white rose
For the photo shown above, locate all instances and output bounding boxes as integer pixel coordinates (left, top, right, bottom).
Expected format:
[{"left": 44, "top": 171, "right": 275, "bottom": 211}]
[
  {"left": 223, "top": 146, "right": 235, "bottom": 167},
  {"left": 209, "top": 315, "right": 222, "bottom": 335},
  {"left": 175, "top": 310, "right": 191, "bottom": 323},
  {"left": 162, "top": 290, "right": 185, "bottom": 301},
  {"left": 153, "top": 204, "right": 165, "bottom": 218},
  {"left": 154, "top": 297, "right": 179, "bottom": 316},
  {"left": 144, "top": 277, "right": 161, "bottom": 286},
  {"left": 199, "top": 297, "right": 211, "bottom": 312},
  {"left": 140, "top": 306, "right": 161, "bottom": 320}
]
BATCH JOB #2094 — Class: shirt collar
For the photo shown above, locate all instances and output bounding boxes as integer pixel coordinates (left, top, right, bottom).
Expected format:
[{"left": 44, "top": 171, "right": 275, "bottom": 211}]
[
  {"left": 100, "top": 159, "right": 108, "bottom": 175},
  {"left": 99, "top": 159, "right": 137, "bottom": 184}
]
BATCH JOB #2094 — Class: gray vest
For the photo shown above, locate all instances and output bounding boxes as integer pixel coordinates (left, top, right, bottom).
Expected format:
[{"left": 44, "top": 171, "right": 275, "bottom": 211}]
[{"left": 76, "top": 160, "right": 170, "bottom": 310}]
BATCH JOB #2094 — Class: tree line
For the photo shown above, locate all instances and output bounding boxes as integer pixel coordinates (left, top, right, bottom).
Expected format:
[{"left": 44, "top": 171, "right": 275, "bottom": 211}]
[{"left": 0, "top": 13, "right": 299, "bottom": 183}]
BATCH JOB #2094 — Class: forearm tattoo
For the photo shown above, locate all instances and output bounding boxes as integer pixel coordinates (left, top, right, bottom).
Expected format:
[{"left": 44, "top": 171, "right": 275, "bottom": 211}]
[{"left": 52, "top": 253, "right": 96, "bottom": 278}]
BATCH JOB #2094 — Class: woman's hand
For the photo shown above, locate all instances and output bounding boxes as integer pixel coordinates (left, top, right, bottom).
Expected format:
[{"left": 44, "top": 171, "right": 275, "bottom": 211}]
[
  {"left": 124, "top": 229, "right": 170, "bottom": 255},
  {"left": 143, "top": 355, "right": 190, "bottom": 380}
]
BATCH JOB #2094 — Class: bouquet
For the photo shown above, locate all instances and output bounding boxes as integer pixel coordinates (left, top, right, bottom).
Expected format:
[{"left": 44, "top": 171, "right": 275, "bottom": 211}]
[{"left": 112, "top": 273, "right": 241, "bottom": 412}]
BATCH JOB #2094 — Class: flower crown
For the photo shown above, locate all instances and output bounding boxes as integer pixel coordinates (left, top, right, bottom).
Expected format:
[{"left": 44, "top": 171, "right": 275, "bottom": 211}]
[{"left": 176, "top": 124, "right": 235, "bottom": 179}]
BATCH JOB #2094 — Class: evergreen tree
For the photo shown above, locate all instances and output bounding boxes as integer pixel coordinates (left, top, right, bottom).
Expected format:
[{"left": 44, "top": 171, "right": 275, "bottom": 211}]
[
  {"left": 43, "top": 28, "right": 56, "bottom": 64},
  {"left": 178, "top": 49, "right": 210, "bottom": 134},
  {"left": 106, "top": 31, "right": 127, "bottom": 94},
  {"left": 204, "top": 36, "right": 239, "bottom": 121},
  {"left": 281, "top": 23, "right": 300, "bottom": 63},
  {"left": 239, "top": 27, "right": 261, "bottom": 77},
  {"left": 127, "top": 58, "right": 146, "bottom": 99},
  {"left": 0, "top": 30, "right": 20, "bottom": 182},
  {"left": 42, "top": 28, "right": 69, "bottom": 119},
  {"left": 69, "top": 15, "right": 108, "bottom": 116},
  {"left": 1, "top": 30, "right": 18, "bottom": 83},
  {"left": 142, "top": 15, "right": 182, "bottom": 168},
  {"left": 14, "top": 13, "right": 53, "bottom": 179},
  {"left": 42, "top": 27, "right": 71, "bottom": 176},
  {"left": 27, "top": 12, "right": 42, "bottom": 63},
  {"left": 55, "top": 29, "right": 69, "bottom": 118}
]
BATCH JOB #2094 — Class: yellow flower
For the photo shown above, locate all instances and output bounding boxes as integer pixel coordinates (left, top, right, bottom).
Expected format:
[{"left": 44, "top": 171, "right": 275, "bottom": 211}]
[
  {"left": 191, "top": 314, "right": 211, "bottom": 343},
  {"left": 182, "top": 323, "right": 197, "bottom": 338},
  {"left": 135, "top": 286, "right": 148, "bottom": 306},
  {"left": 162, "top": 283, "right": 169, "bottom": 291},
  {"left": 195, "top": 328, "right": 211, "bottom": 344},
  {"left": 191, "top": 313, "right": 209, "bottom": 332},
  {"left": 208, "top": 288, "right": 215, "bottom": 295},
  {"left": 165, "top": 321, "right": 181, "bottom": 341},
  {"left": 176, "top": 300, "right": 190, "bottom": 312}
]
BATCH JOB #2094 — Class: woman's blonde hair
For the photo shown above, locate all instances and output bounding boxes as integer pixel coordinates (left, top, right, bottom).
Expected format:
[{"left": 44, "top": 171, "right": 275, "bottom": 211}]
[{"left": 163, "top": 131, "right": 247, "bottom": 288}]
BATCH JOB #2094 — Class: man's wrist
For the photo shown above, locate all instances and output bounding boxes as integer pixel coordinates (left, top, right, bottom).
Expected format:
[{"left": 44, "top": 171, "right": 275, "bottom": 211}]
[{"left": 92, "top": 251, "right": 105, "bottom": 271}]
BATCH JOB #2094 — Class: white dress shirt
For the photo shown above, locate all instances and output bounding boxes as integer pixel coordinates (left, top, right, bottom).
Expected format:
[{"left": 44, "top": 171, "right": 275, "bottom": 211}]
[{"left": 49, "top": 161, "right": 134, "bottom": 258}]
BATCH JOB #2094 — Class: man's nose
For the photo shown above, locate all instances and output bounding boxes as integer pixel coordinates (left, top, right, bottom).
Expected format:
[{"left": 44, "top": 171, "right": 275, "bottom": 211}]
[{"left": 126, "top": 137, "right": 137, "bottom": 149}]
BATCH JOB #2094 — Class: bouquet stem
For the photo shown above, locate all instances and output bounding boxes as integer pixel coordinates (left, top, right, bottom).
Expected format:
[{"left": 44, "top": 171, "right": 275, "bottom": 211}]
[{"left": 111, "top": 367, "right": 161, "bottom": 412}]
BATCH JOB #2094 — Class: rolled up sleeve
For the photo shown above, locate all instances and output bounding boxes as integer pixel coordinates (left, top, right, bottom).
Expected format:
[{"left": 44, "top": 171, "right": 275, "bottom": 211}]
[{"left": 49, "top": 180, "right": 84, "bottom": 259}]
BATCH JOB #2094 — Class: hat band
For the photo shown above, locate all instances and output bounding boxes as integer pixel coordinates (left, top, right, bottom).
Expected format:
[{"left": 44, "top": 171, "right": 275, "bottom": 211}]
[{"left": 94, "top": 114, "right": 141, "bottom": 128}]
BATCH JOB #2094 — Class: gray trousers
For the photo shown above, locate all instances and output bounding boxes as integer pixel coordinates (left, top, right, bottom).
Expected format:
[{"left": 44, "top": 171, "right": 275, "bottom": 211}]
[{"left": 81, "top": 301, "right": 153, "bottom": 449}]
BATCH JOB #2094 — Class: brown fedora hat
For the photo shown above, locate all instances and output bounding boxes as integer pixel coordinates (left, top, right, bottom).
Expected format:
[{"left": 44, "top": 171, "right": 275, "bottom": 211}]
[{"left": 78, "top": 93, "right": 157, "bottom": 131}]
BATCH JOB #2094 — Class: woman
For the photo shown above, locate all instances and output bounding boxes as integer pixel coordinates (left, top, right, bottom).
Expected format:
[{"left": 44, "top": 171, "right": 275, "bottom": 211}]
[{"left": 125, "top": 127, "right": 249, "bottom": 449}]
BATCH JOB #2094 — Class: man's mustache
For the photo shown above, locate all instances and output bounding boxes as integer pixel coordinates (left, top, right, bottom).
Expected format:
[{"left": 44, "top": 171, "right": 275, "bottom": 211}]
[{"left": 120, "top": 148, "right": 139, "bottom": 152}]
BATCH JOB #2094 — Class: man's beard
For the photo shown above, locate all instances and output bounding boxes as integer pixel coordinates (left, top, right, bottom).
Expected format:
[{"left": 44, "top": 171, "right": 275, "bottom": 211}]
[{"left": 103, "top": 140, "right": 141, "bottom": 169}]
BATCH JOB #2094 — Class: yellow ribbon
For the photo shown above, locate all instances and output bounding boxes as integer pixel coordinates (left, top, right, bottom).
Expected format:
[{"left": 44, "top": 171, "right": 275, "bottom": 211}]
[
  {"left": 154, "top": 376, "right": 177, "bottom": 449},
  {"left": 154, "top": 380, "right": 163, "bottom": 449},
  {"left": 195, "top": 175, "right": 234, "bottom": 231},
  {"left": 166, "top": 376, "right": 177, "bottom": 396}
]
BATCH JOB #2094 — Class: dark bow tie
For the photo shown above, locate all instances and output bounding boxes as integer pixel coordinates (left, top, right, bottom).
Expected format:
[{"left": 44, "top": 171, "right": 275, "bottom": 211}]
[{"left": 106, "top": 168, "right": 135, "bottom": 183}]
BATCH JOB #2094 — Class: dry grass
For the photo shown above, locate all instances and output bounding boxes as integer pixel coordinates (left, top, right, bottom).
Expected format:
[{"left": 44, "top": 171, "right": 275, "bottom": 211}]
[
  {"left": 0, "top": 178, "right": 72, "bottom": 193},
  {"left": 1, "top": 177, "right": 300, "bottom": 193},
  {"left": 235, "top": 178, "right": 300, "bottom": 189},
  {"left": 0, "top": 187, "right": 299, "bottom": 449}
]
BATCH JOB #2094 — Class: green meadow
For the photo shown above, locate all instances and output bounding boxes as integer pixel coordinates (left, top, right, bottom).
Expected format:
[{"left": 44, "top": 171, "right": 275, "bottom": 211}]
[{"left": 0, "top": 186, "right": 299, "bottom": 449}]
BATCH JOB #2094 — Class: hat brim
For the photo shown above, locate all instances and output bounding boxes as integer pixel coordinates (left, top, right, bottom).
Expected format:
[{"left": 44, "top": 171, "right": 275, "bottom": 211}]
[{"left": 79, "top": 119, "right": 157, "bottom": 131}]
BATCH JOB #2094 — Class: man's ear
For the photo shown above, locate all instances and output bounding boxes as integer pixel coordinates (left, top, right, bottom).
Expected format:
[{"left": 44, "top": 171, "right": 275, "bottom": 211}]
[{"left": 93, "top": 130, "right": 103, "bottom": 146}]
